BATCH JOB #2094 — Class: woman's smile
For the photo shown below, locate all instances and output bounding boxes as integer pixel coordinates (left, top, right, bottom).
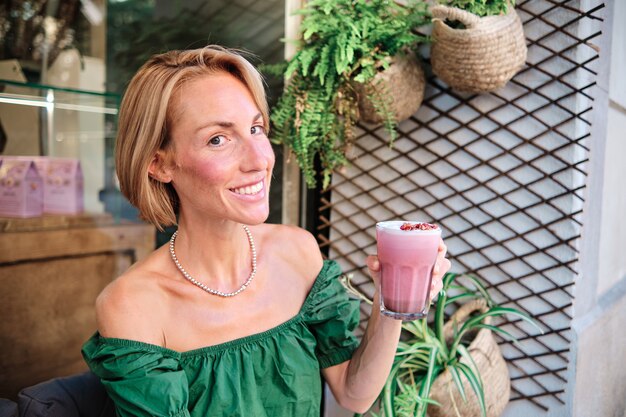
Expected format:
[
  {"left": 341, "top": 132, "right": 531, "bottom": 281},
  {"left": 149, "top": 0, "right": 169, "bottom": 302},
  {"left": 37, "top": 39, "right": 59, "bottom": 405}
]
[{"left": 229, "top": 179, "right": 265, "bottom": 198}]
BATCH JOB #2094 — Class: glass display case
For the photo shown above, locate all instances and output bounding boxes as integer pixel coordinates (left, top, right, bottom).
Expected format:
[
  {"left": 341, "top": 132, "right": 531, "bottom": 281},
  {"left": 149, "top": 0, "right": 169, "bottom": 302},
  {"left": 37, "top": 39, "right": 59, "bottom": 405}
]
[
  {"left": 0, "top": 70, "right": 128, "bottom": 219},
  {"left": 0, "top": 71, "right": 154, "bottom": 399}
]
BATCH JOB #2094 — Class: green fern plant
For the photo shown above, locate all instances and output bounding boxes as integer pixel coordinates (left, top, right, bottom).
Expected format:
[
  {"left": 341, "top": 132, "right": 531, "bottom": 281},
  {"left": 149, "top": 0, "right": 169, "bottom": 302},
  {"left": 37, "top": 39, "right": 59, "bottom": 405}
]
[
  {"left": 437, "top": 0, "right": 515, "bottom": 17},
  {"left": 270, "top": 0, "right": 429, "bottom": 189}
]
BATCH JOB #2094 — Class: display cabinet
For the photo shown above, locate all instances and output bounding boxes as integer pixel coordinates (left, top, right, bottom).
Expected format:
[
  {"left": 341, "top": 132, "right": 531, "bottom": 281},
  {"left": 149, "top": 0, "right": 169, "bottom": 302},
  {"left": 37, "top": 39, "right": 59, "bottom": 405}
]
[{"left": 0, "top": 70, "right": 155, "bottom": 399}]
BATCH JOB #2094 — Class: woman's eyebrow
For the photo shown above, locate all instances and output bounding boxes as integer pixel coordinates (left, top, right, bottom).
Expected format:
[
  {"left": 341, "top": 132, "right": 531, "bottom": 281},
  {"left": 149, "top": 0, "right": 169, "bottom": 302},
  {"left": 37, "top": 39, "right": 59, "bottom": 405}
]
[
  {"left": 195, "top": 113, "right": 263, "bottom": 133},
  {"left": 195, "top": 120, "right": 233, "bottom": 133}
]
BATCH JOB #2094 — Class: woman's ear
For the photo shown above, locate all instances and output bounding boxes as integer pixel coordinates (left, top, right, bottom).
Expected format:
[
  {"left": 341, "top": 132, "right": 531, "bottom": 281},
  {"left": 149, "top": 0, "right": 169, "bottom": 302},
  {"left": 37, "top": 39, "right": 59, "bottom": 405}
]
[{"left": 148, "top": 150, "right": 173, "bottom": 183}]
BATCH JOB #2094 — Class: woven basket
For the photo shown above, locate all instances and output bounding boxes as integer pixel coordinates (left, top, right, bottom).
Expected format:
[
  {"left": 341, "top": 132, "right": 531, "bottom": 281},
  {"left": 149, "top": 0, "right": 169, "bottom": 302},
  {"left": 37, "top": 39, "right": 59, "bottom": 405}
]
[
  {"left": 356, "top": 52, "right": 425, "bottom": 124},
  {"left": 430, "top": 5, "right": 527, "bottom": 93},
  {"left": 428, "top": 300, "right": 511, "bottom": 417}
]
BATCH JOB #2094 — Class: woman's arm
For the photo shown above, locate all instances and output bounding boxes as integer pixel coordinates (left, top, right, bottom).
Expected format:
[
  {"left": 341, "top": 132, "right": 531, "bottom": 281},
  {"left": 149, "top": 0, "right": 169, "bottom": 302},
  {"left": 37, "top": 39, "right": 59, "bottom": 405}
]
[{"left": 322, "top": 241, "right": 450, "bottom": 413}]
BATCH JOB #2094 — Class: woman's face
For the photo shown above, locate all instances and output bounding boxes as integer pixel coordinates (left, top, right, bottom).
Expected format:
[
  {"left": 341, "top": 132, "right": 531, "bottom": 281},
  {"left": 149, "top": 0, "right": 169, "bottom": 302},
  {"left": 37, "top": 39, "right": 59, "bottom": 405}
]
[{"left": 164, "top": 72, "right": 275, "bottom": 225}]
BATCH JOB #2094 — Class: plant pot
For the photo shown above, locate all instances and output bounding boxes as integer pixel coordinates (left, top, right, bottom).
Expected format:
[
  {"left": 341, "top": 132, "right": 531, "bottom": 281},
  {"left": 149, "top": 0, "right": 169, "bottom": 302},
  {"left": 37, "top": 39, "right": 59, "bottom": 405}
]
[
  {"left": 428, "top": 300, "right": 511, "bottom": 417},
  {"left": 430, "top": 5, "right": 527, "bottom": 94},
  {"left": 356, "top": 52, "right": 425, "bottom": 124}
]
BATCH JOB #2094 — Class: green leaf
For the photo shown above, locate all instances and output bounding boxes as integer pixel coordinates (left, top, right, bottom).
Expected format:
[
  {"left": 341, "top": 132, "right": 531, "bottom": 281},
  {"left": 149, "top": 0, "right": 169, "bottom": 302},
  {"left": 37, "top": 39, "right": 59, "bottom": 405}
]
[
  {"left": 448, "top": 365, "right": 467, "bottom": 403},
  {"left": 445, "top": 292, "right": 482, "bottom": 305},
  {"left": 471, "top": 323, "right": 520, "bottom": 345},
  {"left": 395, "top": 343, "right": 435, "bottom": 356},
  {"left": 457, "top": 345, "right": 483, "bottom": 389},
  {"left": 353, "top": 73, "right": 367, "bottom": 84},
  {"left": 434, "top": 282, "right": 447, "bottom": 349},
  {"left": 382, "top": 358, "right": 407, "bottom": 417},
  {"left": 450, "top": 306, "right": 542, "bottom": 356},
  {"left": 416, "top": 347, "right": 441, "bottom": 417},
  {"left": 440, "top": 0, "right": 513, "bottom": 16},
  {"left": 459, "top": 274, "right": 494, "bottom": 305},
  {"left": 285, "top": 58, "right": 300, "bottom": 79},
  {"left": 346, "top": 45, "right": 354, "bottom": 65},
  {"left": 456, "top": 362, "right": 486, "bottom": 417},
  {"left": 299, "top": 48, "right": 317, "bottom": 77},
  {"left": 313, "top": 44, "right": 332, "bottom": 85},
  {"left": 442, "top": 272, "right": 459, "bottom": 290},
  {"left": 469, "top": 307, "right": 543, "bottom": 335},
  {"left": 321, "top": 1, "right": 333, "bottom": 14}
]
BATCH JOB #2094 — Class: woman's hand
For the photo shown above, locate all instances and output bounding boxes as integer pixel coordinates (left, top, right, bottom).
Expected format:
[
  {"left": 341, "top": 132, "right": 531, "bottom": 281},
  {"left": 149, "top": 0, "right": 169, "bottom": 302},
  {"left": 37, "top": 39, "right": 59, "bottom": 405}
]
[{"left": 430, "top": 237, "right": 451, "bottom": 300}]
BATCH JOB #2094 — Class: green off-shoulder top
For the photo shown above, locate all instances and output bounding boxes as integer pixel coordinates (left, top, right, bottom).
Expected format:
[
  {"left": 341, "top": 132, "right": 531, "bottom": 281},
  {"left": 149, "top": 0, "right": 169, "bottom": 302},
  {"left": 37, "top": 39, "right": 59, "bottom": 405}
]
[{"left": 81, "top": 260, "right": 360, "bottom": 417}]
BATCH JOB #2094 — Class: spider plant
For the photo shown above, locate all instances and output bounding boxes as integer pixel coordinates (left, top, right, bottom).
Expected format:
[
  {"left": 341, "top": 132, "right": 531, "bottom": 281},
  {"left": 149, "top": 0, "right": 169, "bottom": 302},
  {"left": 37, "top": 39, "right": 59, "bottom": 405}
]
[{"left": 345, "top": 271, "right": 542, "bottom": 417}]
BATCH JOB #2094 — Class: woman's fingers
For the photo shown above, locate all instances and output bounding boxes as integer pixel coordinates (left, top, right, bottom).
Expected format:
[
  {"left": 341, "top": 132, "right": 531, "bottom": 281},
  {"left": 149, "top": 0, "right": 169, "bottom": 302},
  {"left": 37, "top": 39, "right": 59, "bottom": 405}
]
[
  {"left": 434, "top": 258, "right": 451, "bottom": 280},
  {"left": 438, "top": 238, "right": 447, "bottom": 255},
  {"left": 430, "top": 240, "right": 451, "bottom": 300},
  {"left": 439, "top": 257, "right": 452, "bottom": 275},
  {"left": 430, "top": 275, "right": 444, "bottom": 299},
  {"left": 367, "top": 255, "right": 381, "bottom": 286}
]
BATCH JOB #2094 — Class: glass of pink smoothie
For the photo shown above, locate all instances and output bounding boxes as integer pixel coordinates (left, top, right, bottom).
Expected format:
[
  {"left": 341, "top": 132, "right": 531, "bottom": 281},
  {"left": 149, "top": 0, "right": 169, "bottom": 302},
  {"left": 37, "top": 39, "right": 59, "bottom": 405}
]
[{"left": 376, "top": 221, "right": 442, "bottom": 320}]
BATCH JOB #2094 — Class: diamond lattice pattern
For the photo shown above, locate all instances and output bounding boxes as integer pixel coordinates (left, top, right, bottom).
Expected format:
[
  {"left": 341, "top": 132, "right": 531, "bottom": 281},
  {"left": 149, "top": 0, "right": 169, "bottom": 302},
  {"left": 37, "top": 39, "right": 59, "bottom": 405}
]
[{"left": 319, "top": 0, "right": 604, "bottom": 412}]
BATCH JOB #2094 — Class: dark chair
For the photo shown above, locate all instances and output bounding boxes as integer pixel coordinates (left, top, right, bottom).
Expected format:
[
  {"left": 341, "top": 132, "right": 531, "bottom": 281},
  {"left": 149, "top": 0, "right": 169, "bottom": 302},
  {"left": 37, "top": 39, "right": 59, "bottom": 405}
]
[
  {"left": 17, "top": 372, "right": 114, "bottom": 417},
  {"left": 0, "top": 399, "right": 18, "bottom": 417}
]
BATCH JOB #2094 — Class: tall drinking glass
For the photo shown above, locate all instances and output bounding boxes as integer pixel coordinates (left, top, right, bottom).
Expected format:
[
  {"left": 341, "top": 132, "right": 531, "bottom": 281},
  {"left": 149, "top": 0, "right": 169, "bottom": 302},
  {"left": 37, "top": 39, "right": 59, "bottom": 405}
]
[{"left": 376, "top": 221, "right": 442, "bottom": 320}]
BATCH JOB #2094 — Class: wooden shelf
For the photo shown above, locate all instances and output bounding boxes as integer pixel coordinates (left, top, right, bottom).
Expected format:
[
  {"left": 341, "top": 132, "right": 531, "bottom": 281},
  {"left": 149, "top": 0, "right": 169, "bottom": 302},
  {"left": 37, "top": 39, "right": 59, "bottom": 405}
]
[{"left": 0, "top": 213, "right": 155, "bottom": 399}]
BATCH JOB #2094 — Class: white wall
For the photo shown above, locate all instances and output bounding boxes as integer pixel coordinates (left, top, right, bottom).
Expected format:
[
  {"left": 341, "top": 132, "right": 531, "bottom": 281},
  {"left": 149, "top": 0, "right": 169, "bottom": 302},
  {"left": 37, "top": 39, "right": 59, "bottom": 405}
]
[
  {"left": 596, "top": 100, "right": 626, "bottom": 296},
  {"left": 571, "top": 0, "right": 626, "bottom": 415},
  {"left": 597, "top": 0, "right": 626, "bottom": 297}
]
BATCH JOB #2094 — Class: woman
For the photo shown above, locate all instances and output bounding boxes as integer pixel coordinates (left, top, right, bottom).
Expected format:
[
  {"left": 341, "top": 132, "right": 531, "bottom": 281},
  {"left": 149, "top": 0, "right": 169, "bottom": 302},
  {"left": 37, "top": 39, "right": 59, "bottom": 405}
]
[{"left": 82, "top": 45, "right": 451, "bottom": 417}]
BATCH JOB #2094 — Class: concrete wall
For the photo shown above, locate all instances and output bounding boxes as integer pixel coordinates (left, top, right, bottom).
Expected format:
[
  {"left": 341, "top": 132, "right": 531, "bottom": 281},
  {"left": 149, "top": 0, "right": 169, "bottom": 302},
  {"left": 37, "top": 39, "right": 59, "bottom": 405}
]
[{"left": 571, "top": 0, "right": 626, "bottom": 415}]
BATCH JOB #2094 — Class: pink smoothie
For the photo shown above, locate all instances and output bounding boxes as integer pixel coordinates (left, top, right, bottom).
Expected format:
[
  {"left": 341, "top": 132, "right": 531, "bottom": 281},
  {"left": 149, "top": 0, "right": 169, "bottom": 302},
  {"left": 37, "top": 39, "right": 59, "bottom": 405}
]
[{"left": 376, "top": 221, "right": 441, "bottom": 319}]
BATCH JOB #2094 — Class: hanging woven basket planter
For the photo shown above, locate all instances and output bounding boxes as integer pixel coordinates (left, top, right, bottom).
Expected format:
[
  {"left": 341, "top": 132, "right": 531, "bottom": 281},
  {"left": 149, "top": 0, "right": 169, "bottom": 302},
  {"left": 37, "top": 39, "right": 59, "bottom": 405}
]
[
  {"left": 428, "top": 300, "right": 511, "bottom": 417},
  {"left": 356, "top": 52, "right": 426, "bottom": 124},
  {"left": 430, "top": 5, "right": 527, "bottom": 94}
]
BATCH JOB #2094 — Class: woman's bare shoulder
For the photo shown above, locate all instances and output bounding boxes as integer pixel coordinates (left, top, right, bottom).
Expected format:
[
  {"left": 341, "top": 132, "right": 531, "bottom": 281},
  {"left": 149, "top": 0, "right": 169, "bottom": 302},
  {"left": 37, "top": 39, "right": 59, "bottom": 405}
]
[
  {"left": 255, "top": 223, "right": 324, "bottom": 283},
  {"left": 95, "top": 250, "right": 170, "bottom": 345}
]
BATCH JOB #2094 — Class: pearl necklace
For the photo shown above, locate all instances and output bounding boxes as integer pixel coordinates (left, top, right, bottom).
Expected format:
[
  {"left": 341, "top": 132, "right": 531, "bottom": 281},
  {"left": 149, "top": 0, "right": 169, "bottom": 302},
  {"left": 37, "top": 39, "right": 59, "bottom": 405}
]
[{"left": 169, "top": 225, "right": 257, "bottom": 297}]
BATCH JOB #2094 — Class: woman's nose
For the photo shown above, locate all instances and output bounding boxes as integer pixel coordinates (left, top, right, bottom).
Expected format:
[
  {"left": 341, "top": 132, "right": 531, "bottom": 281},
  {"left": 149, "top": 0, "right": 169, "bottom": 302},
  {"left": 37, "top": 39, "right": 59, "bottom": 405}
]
[{"left": 241, "top": 138, "right": 272, "bottom": 172}]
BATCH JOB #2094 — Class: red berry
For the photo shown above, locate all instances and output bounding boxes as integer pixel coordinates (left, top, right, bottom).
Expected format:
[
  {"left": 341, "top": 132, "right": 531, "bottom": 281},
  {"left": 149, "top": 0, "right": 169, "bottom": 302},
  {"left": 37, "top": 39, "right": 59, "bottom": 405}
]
[{"left": 400, "top": 222, "right": 438, "bottom": 231}]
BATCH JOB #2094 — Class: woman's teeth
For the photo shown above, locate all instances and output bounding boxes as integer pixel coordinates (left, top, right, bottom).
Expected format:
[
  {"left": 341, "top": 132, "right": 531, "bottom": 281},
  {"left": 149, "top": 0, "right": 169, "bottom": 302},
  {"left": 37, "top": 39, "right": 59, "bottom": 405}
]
[{"left": 232, "top": 181, "right": 263, "bottom": 195}]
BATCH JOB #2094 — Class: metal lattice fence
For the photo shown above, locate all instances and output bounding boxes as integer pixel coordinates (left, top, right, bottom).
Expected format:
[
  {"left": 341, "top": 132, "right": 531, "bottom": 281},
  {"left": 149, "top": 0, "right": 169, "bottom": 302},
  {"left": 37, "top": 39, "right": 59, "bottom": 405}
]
[{"left": 316, "top": 0, "right": 605, "bottom": 411}]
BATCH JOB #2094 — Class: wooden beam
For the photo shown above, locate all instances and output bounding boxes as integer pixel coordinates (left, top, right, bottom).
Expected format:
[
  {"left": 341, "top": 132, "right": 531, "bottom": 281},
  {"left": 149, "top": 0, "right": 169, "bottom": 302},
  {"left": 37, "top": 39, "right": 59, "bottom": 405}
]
[{"left": 281, "top": 0, "right": 305, "bottom": 226}]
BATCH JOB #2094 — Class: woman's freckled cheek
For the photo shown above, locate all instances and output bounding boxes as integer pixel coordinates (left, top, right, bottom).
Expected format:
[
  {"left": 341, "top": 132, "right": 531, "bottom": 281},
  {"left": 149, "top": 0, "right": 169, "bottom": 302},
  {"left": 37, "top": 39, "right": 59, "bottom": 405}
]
[
  {"left": 175, "top": 154, "right": 230, "bottom": 188},
  {"left": 197, "top": 164, "right": 230, "bottom": 185},
  {"left": 193, "top": 141, "right": 236, "bottom": 171}
]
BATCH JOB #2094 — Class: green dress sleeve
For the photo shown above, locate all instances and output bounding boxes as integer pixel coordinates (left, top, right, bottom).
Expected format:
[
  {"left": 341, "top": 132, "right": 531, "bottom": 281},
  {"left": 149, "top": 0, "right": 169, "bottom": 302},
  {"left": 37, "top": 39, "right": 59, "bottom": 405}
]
[
  {"left": 81, "top": 333, "right": 191, "bottom": 417},
  {"left": 304, "top": 260, "right": 361, "bottom": 368}
]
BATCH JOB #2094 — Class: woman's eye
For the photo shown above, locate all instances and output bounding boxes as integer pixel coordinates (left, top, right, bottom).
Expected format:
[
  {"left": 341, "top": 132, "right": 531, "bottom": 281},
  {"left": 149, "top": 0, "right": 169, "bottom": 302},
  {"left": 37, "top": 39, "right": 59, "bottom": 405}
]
[
  {"left": 208, "top": 135, "right": 226, "bottom": 146},
  {"left": 251, "top": 126, "right": 265, "bottom": 135}
]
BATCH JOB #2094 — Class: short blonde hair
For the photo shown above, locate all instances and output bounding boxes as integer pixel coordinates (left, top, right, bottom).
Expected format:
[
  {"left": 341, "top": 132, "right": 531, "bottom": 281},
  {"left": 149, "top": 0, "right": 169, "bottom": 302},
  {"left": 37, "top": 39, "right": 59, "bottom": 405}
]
[{"left": 115, "top": 46, "right": 269, "bottom": 229}]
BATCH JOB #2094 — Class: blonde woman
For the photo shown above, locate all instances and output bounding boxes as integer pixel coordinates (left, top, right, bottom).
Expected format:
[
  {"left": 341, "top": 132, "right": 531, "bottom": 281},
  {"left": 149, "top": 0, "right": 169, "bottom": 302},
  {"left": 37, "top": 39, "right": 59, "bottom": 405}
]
[{"left": 82, "top": 45, "right": 450, "bottom": 417}]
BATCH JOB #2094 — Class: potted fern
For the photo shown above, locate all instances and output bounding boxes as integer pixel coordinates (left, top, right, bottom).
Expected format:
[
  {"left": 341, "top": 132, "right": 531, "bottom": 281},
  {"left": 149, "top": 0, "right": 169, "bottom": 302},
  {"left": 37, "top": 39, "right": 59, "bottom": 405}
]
[
  {"left": 430, "top": 0, "right": 527, "bottom": 93},
  {"left": 344, "top": 271, "right": 542, "bottom": 417},
  {"left": 271, "top": 0, "right": 429, "bottom": 189}
]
